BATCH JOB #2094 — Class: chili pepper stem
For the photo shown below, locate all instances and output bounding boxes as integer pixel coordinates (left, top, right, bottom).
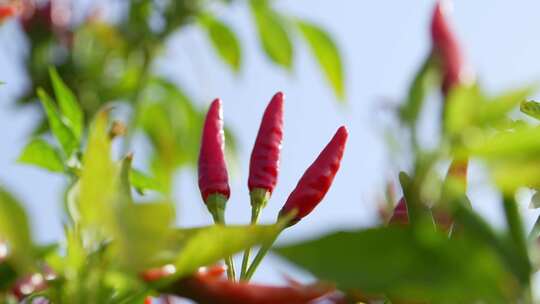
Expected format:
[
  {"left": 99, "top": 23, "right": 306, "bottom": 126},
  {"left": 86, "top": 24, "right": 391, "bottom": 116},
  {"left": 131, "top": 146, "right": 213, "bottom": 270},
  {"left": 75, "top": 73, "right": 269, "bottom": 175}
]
[
  {"left": 244, "top": 230, "right": 281, "bottom": 281},
  {"left": 240, "top": 189, "right": 269, "bottom": 280},
  {"left": 206, "top": 194, "right": 237, "bottom": 281}
]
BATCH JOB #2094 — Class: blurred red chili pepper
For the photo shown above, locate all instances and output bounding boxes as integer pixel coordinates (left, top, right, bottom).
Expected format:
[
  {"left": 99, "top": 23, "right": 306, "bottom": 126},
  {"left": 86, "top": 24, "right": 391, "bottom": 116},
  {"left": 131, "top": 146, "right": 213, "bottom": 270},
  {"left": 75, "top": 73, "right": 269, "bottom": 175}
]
[
  {"left": 166, "top": 265, "right": 334, "bottom": 304},
  {"left": 248, "top": 92, "right": 284, "bottom": 195},
  {"left": 430, "top": 0, "right": 469, "bottom": 95},
  {"left": 0, "top": 5, "right": 16, "bottom": 22},
  {"left": 279, "top": 126, "right": 348, "bottom": 225},
  {"left": 198, "top": 98, "right": 230, "bottom": 202},
  {"left": 388, "top": 197, "right": 409, "bottom": 225}
]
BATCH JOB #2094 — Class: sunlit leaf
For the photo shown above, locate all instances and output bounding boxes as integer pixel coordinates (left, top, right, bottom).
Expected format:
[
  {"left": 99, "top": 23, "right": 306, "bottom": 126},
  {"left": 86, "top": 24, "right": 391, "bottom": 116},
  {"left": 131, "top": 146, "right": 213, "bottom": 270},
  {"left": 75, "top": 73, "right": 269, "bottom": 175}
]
[
  {"left": 0, "top": 187, "right": 34, "bottom": 273},
  {"left": 445, "top": 85, "right": 534, "bottom": 137},
  {"left": 49, "top": 67, "right": 84, "bottom": 139},
  {"left": 275, "top": 226, "right": 516, "bottom": 303},
  {"left": 114, "top": 201, "right": 175, "bottom": 271},
  {"left": 465, "top": 127, "right": 540, "bottom": 159},
  {"left": 37, "top": 88, "right": 78, "bottom": 158},
  {"left": 79, "top": 110, "right": 116, "bottom": 232},
  {"left": 18, "top": 138, "right": 64, "bottom": 173},
  {"left": 296, "top": 20, "right": 344, "bottom": 100},
  {"left": 168, "top": 223, "right": 284, "bottom": 279},
  {"left": 250, "top": 0, "right": 293, "bottom": 68},
  {"left": 521, "top": 100, "right": 540, "bottom": 120},
  {"left": 199, "top": 14, "right": 242, "bottom": 72}
]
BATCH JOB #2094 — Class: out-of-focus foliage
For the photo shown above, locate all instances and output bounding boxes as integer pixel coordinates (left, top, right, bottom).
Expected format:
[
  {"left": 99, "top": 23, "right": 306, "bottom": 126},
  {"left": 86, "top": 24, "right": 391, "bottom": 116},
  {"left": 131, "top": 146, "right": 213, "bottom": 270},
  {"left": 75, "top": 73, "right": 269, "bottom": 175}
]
[{"left": 14, "top": 0, "right": 345, "bottom": 194}]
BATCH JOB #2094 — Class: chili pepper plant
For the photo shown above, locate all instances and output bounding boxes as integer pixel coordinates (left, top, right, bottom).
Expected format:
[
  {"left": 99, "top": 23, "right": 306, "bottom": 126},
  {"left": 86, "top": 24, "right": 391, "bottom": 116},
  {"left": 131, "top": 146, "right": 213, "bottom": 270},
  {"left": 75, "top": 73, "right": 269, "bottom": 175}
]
[{"left": 3, "top": 0, "right": 540, "bottom": 303}]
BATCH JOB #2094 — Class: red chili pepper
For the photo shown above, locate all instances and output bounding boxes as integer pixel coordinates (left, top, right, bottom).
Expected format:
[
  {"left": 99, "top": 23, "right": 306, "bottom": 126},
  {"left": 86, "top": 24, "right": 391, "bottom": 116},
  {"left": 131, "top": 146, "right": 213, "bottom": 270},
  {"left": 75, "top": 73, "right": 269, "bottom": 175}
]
[
  {"left": 248, "top": 92, "right": 284, "bottom": 194},
  {"left": 166, "top": 265, "right": 334, "bottom": 304},
  {"left": 279, "top": 126, "right": 348, "bottom": 224},
  {"left": 431, "top": 0, "right": 468, "bottom": 95},
  {"left": 0, "top": 5, "right": 16, "bottom": 22},
  {"left": 388, "top": 197, "right": 408, "bottom": 225},
  {"left": 198, "top": 98, "right": 230, "bottom": 202}
]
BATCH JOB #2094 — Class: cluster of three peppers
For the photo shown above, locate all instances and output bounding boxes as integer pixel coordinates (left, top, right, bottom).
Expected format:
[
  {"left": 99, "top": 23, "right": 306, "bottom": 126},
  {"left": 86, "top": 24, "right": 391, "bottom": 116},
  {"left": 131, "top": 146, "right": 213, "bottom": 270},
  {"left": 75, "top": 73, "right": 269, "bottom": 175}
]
[{"left": 198, "top": 92, "right": 348, "bottom": 281}]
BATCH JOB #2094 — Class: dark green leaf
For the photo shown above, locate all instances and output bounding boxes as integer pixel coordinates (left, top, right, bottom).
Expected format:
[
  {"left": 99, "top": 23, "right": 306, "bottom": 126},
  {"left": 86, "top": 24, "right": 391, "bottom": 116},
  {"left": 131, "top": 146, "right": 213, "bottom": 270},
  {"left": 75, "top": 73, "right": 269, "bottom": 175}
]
[
  {"left": 49, "top": 68, "right": 84, "bottom": 139},
  {"left": 37, "top": 88, "right": 78, "bottom": 157},
  {"left": 275, "top": 226, "right": 516, "bottom": 303},
  {"left": 199, "top": 14, "right": 242, "bottom": 72},
  {"left": 0, "top": 187, "right": 34, "bottom": 273},
  {"left": 296, "top": 20, "right": 345, "bottom": 100},
  {"left": 520, "top": 100, "right": 540, "bottom": 120},
  {"left": 250, "top": 0, "right": 293, "bottom": 68},
  {"left": 18, "top": 138, "right": 64, "bottom": 172}
]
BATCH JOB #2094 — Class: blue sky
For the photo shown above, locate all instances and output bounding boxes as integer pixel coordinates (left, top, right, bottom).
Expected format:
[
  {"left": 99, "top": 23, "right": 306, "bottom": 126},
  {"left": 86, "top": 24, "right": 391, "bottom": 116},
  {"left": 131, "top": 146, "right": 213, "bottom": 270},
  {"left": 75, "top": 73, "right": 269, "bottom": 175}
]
[{"left": 2, "top": 0, "right": 540, "bottom": 284}]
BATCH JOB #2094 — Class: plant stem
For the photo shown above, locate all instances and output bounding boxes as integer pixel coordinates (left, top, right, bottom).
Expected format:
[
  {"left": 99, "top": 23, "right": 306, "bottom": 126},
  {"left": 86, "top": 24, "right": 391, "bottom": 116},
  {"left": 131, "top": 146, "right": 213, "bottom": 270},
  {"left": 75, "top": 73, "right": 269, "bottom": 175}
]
[
  {"left": 240, "top": 204, "right": 262, "bottom": 280},
  {"left": 208, "top": 195, "right": 237, "bottom": 281},
  {"left": 243, "top": 230, "right": 280, "bottom": 281}
]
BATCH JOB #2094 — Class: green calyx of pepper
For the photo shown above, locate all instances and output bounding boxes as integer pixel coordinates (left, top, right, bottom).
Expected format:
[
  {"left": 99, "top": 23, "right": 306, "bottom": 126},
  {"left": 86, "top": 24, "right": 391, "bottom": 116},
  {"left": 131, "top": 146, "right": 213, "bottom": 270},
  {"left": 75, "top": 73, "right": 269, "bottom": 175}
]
[
  {"left": 250, "top": 188, "right": 270, "bottom": 222},
  {"left": 206, "top": 193, "right": 228, "bottom": 224}
]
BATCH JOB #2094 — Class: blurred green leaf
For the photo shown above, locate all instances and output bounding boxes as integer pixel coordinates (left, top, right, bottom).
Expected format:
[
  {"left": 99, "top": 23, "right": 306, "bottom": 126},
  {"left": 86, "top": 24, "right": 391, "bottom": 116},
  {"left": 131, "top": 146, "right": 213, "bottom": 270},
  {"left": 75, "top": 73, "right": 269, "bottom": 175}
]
[
  {"left": 37, "top": 88, "right": 78, "bottom": 158},
  {"left": 520, "top": 100, "right": 540, "bottom": 120},
  {"left": 275, "top": 226, "right": 515, "bottom": 303},
  {"left": 114, "top": 201, "right": 175, "bottom": 271},
  {"left": 465, "top": 127, "right": 540, "bottom": 159},
  {"left": 445, "top": 85, "right": 534, "bottom": 137},
  {"left": 130, "top": 169, "right": 162, "bottom": 194},
  {"left": 168, "top": 223, "right": 284, "bottom": 279},
  {"left": 0, "top": 187, "right": 34, "bottom": 273},
  {"left": 399, "top": 55, "right": 438, "bottom": 125},
  {"left": 295, "top": 20, "right": 344, "bottom": 100},
  {"left": 18, "top": 138, "right": 64, "bottom": 173},
  {"left": 79, "top": 110, "right": 116, "bottom": 232},
  {"left": 250, "top": 0, "right": 293, "bottom": 68},
  {"left": 452, "top": 199, "right": 531, "bottom": 286},
  {"left": 199, "top": 14, "right": 242, "bottom": 72},
  {"left": 49, "top": 68, "right": 84, "bottom": 140}
]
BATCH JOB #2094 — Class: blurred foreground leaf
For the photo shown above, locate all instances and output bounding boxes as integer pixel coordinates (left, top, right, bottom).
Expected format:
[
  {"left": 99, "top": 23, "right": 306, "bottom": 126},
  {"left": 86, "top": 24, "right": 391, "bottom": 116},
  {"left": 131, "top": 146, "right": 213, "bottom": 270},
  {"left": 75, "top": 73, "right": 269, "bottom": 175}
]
[
  {"left": 275, "top": 226, "right": 516, "bottom": 303},
  {"left": 0, "top": 187, "right": 34, "bottom": 273},
  {"left": 167, "top": 223, "right": 284, "bottom": 280},
  {"left": 520, "top": 100, "right": 540, "bottom": 120}
]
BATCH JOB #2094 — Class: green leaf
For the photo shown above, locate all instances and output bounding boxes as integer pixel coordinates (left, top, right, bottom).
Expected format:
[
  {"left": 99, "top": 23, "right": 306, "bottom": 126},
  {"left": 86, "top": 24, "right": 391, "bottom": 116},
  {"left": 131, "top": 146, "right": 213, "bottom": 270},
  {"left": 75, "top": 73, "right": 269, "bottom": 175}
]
[
  {"left": 114, "top": 201, "right": 175, "bottom": 271},
  {"left": 295, "top": 20, "right": 344, "bottom": 100},
  {"left": 0, "top": 187, "right": 34, "bottom": 273},
  {"left": 250, "top": 0, "right": 293, "bottom": 68},
  {"left": 18, "top": 138, "right": 64, "bottom": 173},
  {"left": 275, "top": 226, "right": 516, "bottom": 303},
  {"left": 445, "top": 85, "right": 535, "bottom": 137},
  {"left": 167, "top": 223, "right": 283, "bottom": 279},
  {"left": 79, "top": 110, "right": 116, "bottom": 232},
  {"left": 49, "top": 68, "right": 84, "bottom": 140},
  {"left": 130, "top": 169, "right": 162, "bottom": 194},
  {"left": 520, "top": 100, "right": 540, "bottom": 120},
  {"left": 399, "top": 55, "right": 438, "bottom": 125},
  {"left": 37, "top": 88, "right": 78, "bottom": 158},
  {"left": 199, "top": 14, "right": 242, "bottom": 72}
]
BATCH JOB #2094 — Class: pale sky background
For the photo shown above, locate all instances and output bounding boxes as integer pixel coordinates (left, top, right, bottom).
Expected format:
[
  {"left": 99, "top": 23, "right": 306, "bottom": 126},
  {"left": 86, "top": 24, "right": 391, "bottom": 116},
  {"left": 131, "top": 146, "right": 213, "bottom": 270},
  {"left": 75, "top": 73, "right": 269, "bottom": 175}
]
[{"left": 2, "top": 0, "right": 540, "bottom": 286}]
